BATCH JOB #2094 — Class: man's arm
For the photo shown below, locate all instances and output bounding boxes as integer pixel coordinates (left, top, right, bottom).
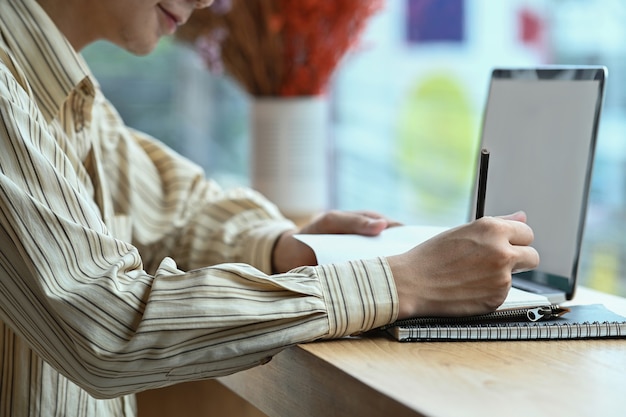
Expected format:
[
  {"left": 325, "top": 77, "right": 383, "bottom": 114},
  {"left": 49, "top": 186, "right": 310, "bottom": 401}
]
[{"left": 0, "top": 74, "right": 397, "bottom": 399}]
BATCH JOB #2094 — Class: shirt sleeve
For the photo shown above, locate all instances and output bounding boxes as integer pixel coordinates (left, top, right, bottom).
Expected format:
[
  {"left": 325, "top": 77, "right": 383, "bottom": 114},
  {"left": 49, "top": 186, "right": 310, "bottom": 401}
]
[
  {"left": 0, "top": 71, "right": 399, "bottom": 399},
  {"left": 106, "top": 124, "right": 294, "bottom": 276}
]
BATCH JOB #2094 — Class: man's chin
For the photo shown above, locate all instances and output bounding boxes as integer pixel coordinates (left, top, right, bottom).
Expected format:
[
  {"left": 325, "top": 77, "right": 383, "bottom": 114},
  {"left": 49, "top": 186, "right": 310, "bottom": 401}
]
[{"left": 117, "top": 37, "right": 161, "bottom": 56}]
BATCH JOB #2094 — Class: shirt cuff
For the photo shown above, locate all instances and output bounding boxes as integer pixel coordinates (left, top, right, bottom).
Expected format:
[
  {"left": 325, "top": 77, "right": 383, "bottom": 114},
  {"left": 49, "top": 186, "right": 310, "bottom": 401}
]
[{"left": 315, "top": 257, "right": 398, "bottom": 338}]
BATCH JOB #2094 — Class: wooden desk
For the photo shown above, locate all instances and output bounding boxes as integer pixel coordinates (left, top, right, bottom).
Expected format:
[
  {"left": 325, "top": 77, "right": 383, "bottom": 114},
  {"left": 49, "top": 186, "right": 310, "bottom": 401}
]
[{"left": 218, "top": 287, "right": 626, "bottom": 417}]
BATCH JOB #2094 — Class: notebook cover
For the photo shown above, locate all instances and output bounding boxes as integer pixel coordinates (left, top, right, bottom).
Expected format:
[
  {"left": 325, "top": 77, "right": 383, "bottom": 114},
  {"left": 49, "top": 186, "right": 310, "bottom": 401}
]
[{"left": 387, "top": 304, "right": 626, "bottom": 342}]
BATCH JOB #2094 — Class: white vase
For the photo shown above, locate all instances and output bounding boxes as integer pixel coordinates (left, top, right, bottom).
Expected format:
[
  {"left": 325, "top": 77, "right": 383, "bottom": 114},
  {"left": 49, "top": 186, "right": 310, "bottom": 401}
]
[{"left": 250, "top": 96, "right": 330, "bottom": 220}]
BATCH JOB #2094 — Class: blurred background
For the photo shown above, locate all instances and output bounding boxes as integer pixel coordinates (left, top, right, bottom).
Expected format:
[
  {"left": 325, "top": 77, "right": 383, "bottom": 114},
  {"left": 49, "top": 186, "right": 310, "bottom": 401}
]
[{"left": 82, "top": 0, "right": 626, "bottom": 296}]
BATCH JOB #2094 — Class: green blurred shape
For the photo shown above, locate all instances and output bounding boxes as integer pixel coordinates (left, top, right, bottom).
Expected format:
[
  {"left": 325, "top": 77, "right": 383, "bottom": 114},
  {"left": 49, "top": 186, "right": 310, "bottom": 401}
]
[{"left": 396, "top": 72, "right": 478, "bottom": 221}]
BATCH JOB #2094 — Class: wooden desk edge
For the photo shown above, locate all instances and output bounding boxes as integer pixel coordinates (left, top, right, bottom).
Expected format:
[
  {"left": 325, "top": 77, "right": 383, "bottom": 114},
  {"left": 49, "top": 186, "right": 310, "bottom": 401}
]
[
  {"left": 219, "top": 287, "right": 626, "bottom": 417},
  {"left": 218, "top": 344, "right": 423, "bottom": 417}
]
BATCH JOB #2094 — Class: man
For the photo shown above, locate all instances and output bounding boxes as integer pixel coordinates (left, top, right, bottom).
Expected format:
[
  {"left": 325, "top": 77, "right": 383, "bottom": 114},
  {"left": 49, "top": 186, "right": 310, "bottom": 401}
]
[{"left": 0, "top": 0, "right": 539, "bottom": 416}]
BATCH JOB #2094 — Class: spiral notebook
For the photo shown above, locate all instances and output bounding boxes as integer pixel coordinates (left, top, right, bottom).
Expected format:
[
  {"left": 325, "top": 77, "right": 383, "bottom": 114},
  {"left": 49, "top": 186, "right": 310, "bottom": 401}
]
[{"left": 384, "top": 304, "right": 626, "bottom": 342}]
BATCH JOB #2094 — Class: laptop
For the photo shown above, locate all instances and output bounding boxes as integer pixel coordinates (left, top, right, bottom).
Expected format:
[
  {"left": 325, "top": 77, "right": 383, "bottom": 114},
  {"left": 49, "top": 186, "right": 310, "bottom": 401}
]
[{"left": 472, "top": 66, "right": 607, "bottom": 303}]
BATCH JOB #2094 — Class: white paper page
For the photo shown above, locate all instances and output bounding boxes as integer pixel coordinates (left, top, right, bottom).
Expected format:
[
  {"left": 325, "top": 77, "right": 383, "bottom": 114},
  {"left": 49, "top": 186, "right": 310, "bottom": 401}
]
[
  {"left": 294, "top": 225, "right": 448, "bottom": 265},
  {"left": 500, "top": 287, "right": 550, "bottom": 309}
]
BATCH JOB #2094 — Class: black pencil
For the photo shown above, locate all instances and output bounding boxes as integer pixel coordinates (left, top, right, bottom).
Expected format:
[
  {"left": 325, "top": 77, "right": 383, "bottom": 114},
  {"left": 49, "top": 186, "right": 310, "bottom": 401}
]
[{"left": 475, "top": 148, "right": 490, "bottom": 219}]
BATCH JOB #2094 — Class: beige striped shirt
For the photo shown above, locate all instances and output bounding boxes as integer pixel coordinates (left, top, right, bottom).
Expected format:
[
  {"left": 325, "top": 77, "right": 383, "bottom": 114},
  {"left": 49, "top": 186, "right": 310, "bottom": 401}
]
[{"left": 0, "top": 0, "right": 398, "bottom": 416}]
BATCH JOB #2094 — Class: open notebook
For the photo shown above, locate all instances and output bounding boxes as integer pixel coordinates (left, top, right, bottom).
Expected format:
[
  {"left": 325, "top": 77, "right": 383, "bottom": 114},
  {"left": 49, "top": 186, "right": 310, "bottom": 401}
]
[{"left": 295, "top": 224, "right": 560, "bottom": 312}]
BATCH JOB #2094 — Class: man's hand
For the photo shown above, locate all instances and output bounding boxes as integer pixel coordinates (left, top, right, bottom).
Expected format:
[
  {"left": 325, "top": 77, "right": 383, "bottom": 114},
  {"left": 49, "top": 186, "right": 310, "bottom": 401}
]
[
  {"left": 387, "top": 211, "right": 540, "bottom": 319},
  {"left": 272, "top": 210, "right": 400, "bottom": 273}
]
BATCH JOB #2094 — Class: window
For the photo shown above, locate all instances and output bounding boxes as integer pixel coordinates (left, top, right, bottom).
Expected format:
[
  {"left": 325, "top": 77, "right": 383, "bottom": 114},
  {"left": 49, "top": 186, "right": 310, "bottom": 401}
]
[{"left": 83, "top": 0, "right": 626, "bottom": 296}]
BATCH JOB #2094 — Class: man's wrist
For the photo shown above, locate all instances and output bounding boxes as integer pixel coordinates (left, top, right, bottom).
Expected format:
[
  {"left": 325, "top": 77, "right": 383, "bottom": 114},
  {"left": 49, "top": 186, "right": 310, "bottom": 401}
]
[{"left": 272, "top": 229, "right": 317, "bottom": 273}]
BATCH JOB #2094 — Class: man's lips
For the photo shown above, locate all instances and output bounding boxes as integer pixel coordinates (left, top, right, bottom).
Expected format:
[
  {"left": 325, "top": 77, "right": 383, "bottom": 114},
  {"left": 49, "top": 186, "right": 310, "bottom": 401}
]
[{"left": 158, "top": 5, "right": 184, "bottom": 26}]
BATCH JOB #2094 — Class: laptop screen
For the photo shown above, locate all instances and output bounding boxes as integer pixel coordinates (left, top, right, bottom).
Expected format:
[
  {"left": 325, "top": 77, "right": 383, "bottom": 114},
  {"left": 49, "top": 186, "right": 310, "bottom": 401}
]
[{"left": 474, "top": 67, "right": 606, "bottom": 300}]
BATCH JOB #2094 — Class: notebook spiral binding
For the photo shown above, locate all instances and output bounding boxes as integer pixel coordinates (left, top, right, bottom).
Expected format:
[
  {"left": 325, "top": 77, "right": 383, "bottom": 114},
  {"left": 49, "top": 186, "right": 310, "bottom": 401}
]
[{"left": 398, "top": 320, "right": 625, "bottom": 342}]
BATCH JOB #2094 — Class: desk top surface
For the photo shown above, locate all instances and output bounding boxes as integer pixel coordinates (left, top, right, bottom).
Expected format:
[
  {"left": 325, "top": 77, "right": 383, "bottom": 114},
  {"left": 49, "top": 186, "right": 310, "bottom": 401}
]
[{"left": 220, "top": 287, "right": 626, "bottom": 417}]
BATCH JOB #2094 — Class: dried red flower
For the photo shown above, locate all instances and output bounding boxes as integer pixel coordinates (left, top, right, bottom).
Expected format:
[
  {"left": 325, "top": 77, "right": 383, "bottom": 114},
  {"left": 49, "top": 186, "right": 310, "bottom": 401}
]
[{"left": 176, "top": 0, "right": 384, "bottom": 97}]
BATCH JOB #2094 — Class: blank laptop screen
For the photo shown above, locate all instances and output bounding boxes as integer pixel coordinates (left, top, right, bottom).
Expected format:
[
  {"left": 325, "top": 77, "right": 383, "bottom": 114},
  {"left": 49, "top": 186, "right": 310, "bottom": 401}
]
[{"left": 475, "top": 67, "right": 606, "bottom": 299}]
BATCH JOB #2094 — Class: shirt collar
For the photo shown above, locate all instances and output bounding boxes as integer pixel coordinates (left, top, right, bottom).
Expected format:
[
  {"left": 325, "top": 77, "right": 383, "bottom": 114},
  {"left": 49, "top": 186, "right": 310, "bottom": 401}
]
[{"left": 0, "top": 0, "right": 96, "bottom": 125}]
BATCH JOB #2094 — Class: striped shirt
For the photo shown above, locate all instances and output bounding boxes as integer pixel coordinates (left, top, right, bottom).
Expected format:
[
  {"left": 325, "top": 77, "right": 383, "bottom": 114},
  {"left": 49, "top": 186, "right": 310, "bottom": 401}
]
[{"left": 0, "top": 0, "right": 398, "bottom": 416}]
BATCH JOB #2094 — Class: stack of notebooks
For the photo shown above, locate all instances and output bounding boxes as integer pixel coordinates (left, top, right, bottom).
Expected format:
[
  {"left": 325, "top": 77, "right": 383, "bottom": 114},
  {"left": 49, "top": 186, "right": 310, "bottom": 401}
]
[{"left": 380, "top": 288, "right": 626, "bottom": 342}]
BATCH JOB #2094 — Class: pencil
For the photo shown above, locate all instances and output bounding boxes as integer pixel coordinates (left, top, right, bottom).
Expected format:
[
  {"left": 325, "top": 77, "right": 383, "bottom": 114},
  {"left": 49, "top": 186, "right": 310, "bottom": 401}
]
[{"left": 475, "top": 148, "right": 490, "bottom": 219}]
